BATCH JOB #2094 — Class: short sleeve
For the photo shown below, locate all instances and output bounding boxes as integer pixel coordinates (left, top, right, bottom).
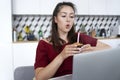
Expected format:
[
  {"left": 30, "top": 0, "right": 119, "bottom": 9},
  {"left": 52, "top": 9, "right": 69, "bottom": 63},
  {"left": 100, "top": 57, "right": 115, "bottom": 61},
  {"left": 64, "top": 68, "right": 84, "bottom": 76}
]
[
  {"left": 34, "top": 40, "right": 49, "bottom": 69},
  {"left": 80, "top": 33, "right": 97, "bottom": 46}
]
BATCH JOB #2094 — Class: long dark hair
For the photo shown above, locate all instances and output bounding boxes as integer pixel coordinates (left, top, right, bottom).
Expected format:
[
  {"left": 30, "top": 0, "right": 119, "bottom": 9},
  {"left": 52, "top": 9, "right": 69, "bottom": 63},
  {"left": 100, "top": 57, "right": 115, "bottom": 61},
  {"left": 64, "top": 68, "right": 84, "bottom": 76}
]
[{"left": 50, "top": 2, "right": 76, "bottom": 50}]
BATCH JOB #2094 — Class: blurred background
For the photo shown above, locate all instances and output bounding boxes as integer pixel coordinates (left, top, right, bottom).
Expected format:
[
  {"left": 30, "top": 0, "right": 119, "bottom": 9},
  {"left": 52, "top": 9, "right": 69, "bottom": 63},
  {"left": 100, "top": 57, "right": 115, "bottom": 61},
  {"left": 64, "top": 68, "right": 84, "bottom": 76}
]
[{"left": 0, "top": 0, "right": 120, "bottom": 80}]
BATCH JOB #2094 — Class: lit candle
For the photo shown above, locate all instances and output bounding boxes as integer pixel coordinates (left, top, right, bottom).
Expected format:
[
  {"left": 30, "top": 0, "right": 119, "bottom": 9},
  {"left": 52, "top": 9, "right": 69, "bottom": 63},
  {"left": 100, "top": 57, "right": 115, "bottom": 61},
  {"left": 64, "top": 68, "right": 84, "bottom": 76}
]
[{"left": 77, "top": 32, "right": 80, "bottom": 43}]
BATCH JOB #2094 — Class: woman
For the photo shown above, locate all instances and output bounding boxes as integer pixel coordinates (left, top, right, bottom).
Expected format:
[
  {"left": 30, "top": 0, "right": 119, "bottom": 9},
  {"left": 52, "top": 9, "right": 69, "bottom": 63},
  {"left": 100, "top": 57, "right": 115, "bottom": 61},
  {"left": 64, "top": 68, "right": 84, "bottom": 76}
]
[{"left": 34, "top": 2, "right": 111, "bottom": 80}]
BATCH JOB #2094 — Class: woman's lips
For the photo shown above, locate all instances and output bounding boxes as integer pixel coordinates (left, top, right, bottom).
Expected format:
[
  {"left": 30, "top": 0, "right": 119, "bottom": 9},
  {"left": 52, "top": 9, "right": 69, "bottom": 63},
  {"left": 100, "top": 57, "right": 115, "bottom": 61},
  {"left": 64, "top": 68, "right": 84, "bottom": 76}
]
[{"left": 66, "top": 24, "right": 70, "bottom": 29}]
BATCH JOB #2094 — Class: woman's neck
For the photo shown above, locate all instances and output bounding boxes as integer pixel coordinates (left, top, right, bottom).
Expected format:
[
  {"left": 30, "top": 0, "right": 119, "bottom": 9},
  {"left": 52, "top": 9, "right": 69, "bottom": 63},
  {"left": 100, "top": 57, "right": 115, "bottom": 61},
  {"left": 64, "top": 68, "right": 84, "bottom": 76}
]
[{"left": 59, "top": 32, "right": 68, "bottom": 43}]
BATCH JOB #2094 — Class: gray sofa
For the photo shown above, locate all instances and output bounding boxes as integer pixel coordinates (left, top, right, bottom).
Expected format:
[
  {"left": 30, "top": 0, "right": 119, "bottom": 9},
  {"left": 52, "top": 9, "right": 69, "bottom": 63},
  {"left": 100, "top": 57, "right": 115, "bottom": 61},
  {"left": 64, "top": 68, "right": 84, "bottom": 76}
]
[{"left": 14, "top": 66, "right": 35, "bottom": 80}]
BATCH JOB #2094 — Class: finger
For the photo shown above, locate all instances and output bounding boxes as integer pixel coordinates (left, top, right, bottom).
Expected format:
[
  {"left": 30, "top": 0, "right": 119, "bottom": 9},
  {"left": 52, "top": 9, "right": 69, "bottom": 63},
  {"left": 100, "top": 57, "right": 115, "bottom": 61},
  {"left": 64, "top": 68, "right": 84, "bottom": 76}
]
[
  {"left": 68, "top": 50, "right": 81, "bottom": 54},
  {"left": 81, "top": 44, "right": 90, "bottom": 49},
  {"left": 78, "top": 48, "right": 82, "bottom": 52},
  {"left": 67, "top": 47, "right": 80, "bottom": 51},
  {"left": 82, "top": 47, "right": 93, "bottom": 52},
  {"left": 86, "top": 44, "right": 91, "bottom": 48},
  {"left": 67, "top": 44, "right": 77, "bottom": 48}
]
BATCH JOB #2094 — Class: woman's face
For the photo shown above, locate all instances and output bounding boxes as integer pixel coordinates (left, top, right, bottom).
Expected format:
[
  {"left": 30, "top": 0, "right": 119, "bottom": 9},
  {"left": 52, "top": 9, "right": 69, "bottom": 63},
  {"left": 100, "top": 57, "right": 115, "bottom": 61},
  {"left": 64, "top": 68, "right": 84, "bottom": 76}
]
[{"left": 55, "top": 5, "right": 75, "bottom": 34}]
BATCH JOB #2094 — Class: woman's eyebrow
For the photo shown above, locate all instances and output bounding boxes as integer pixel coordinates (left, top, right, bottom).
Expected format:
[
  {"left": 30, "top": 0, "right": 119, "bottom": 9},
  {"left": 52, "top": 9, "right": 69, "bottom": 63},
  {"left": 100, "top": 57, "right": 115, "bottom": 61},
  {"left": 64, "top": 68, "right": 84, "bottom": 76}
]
[{"left": 59, "top": 12, "right": 75, "bottom": 15}]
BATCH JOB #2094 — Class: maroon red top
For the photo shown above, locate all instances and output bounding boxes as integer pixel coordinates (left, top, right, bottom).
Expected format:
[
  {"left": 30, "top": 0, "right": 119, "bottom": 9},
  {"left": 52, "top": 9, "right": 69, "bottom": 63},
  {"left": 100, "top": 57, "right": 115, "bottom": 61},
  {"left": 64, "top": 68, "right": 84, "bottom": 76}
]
[{"left": 34, "top": 33, "right": 97, "bottom": 77}]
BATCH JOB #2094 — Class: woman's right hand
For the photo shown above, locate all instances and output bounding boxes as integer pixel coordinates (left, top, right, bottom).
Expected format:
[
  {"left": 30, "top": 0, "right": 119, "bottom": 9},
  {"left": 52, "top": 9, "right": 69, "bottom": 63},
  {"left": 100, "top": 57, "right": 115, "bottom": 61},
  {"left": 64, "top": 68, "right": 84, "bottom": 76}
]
[{"left": 59, "top": 44, "right": 81, "bottom": 60}]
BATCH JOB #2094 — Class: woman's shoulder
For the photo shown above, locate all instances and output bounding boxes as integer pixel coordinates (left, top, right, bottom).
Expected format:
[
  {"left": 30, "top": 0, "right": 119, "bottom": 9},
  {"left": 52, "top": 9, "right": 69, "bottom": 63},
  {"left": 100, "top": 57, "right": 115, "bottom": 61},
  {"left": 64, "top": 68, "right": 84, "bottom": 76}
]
[{"left": 39, "top": 37, "right": 52, "bottom": 46}]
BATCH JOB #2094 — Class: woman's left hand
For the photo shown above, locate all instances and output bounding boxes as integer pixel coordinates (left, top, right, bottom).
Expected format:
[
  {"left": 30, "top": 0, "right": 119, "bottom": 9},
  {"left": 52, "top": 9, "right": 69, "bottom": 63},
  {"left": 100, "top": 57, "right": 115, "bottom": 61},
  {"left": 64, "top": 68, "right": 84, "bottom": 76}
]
[{"left": 79, "top": 44, "right": 93, "bottom": 53}]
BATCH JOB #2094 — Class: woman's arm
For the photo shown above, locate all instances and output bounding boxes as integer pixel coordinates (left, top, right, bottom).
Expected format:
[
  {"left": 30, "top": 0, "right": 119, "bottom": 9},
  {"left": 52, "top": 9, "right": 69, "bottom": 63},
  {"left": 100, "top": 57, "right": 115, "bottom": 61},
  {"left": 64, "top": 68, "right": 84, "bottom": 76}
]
[
  {"left": 35, "top": 44, "right": 81, "bottom": 80},
  {"left": 92, "top": 40, "right": 111, "bottom": 51},
  {"left": 80, "top": 41, "right": 111, "bottom": 53},
  {"left": 35, "top": 54, "right": 64, "bottom": 80}
]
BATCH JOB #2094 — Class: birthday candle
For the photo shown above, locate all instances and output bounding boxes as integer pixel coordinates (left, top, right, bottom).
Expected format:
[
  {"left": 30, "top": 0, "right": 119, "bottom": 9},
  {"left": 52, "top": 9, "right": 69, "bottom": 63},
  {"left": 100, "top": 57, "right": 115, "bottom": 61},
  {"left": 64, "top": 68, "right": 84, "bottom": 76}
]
[{"left": 77, "top": 32, "right": 80, "bottom": 43}]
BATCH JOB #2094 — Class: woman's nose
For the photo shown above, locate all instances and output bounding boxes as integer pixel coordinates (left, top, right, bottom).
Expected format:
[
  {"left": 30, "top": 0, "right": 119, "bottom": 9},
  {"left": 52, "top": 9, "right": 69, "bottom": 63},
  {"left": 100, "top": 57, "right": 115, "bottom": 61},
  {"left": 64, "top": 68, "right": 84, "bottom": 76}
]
[{"left": 66, "top": 17, "right": 70, "bottom": 22}]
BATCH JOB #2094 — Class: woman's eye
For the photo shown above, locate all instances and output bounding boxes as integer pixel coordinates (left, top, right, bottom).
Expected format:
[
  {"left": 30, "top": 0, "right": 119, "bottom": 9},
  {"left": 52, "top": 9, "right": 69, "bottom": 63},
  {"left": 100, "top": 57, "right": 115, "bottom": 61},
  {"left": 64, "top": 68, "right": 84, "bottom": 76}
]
[
  {"left": 62, "top": 16, "right": 66, "bottom": 17},
  {"left": 70, "top": 16, "right": 74, "bottom": 18}
]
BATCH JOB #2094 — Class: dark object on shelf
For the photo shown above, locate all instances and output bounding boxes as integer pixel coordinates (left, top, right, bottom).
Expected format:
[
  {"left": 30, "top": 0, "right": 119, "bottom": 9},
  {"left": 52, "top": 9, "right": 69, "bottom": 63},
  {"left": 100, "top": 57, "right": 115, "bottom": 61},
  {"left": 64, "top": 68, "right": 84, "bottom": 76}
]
[
  {"left": 99, "top": 28, "right": 106, "bottom": 37},
  {"left": 27, "top": 33, "right": 36, "bottom": 41},
  {"left": 117, "top": 34, "right": 120, "bottom": 37}
]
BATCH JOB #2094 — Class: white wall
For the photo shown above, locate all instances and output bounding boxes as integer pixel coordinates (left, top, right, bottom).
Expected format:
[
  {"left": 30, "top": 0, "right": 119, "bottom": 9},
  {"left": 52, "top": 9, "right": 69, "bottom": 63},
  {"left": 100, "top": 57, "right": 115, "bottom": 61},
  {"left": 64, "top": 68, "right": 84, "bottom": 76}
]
[
  {"left": 0, "top": 0, "right": 13, "bottom": 80},
  {"left": 12, "top": 0, "right": 89, "bottom": 15},
  {"left": 13, "top": 42, "right": 38, "bottom": 70},
  {"left": 12, "top": 0, "right": 120, "bottom": 15}
]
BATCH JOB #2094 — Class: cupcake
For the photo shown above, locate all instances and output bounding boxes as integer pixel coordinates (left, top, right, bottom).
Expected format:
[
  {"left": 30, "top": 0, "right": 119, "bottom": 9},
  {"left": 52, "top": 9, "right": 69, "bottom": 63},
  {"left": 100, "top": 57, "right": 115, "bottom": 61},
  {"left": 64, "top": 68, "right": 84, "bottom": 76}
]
[{"left": 73, "top": 42, "right": 83, "bottom": 48}]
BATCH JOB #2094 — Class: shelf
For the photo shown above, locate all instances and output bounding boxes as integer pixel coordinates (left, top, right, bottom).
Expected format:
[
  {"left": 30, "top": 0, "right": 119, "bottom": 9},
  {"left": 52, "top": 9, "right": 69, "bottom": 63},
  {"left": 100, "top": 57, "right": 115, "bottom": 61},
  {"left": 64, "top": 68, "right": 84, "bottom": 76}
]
[{"left": 12, "top": 37, "right": 120, "bottom": 44}]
